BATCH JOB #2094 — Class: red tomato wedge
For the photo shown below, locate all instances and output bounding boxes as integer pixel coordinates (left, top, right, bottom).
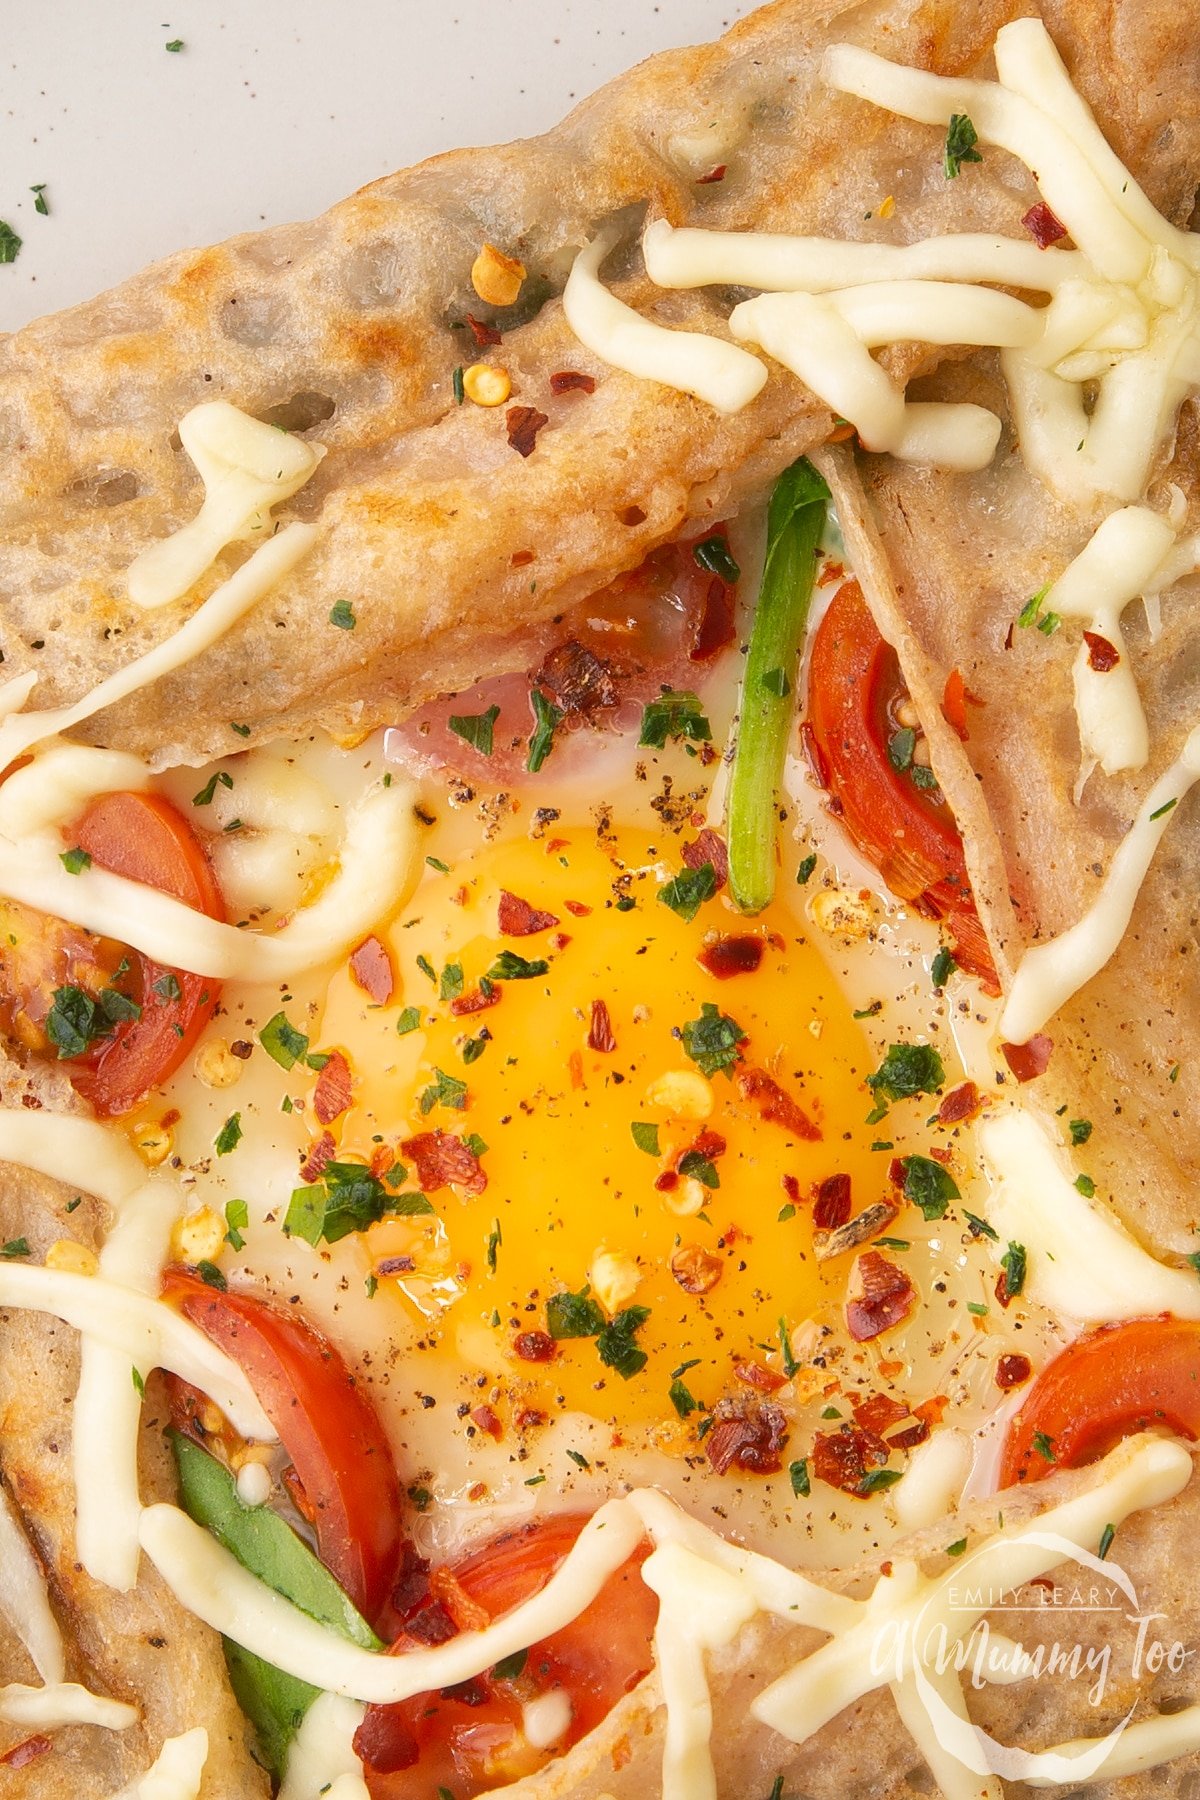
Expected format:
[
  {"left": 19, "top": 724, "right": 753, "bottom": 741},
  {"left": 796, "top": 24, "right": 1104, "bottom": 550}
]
[
  {"left": 806, "top": 581, "right": 999, "bottom": 992},
  {"left": 162, "top": 1270, "right": 404, "bottom": 1629},
  {"left": 356, "top": 1513, "right": 657, "bottom": 1797},
  {"left": 1000, "top": 1318, "right": 1200, "bottom": 1488},
  {"left": 70, "top": 790, "right": 225, "bottom": 1115}
]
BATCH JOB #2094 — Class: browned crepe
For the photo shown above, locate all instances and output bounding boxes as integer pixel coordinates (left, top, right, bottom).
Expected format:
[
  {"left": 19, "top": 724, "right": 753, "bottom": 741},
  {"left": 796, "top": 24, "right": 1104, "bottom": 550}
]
[{"left": 3, "top": 0, "right": 1200, "bottom": 1794}]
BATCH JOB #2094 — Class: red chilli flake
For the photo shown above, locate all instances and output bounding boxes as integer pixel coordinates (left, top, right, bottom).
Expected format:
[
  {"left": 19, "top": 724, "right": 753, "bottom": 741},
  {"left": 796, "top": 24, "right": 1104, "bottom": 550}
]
[
  {"left": 313, "top": 1051, "right": 353, "bottom": 1126},
  {"left": 498, "top": 889, "right": 559, "bottom": 936},
  {"left": 564, "top": 899, "right": 593, "bottom": 918},
  {"left": 513, "top": 1329, "right": 557, "bottom": 1363},
  {"left": 812, "top": 1425, "right": 890, "bottom": 1494},
  {"left": 851, "top": 1392, "right": 908, "bottom": 1434},
  {"left": 735, "top": 1066, "right": 821, "bottom": 1141},
  {"left": 588, "top": 999, "right": 617, "bottom": 1054},
  {"left": 1001, "top": 1034, "right": 1054, "bottom": 1082},
  {"left": 888, "top": 1418, "right": 931, "bottom": 1451},
  {"left": 696, "top": 163, "right": 727, "bottom": 184},
  {"left": 684, "top": 1128, "right": 727, "bottom": 1164},
  {"left": 449, "top": 985, "right": 501, "bottom": 1017},
  {"left": 697, "top": 934, "right": 765, "bottom": 980},
  {"left": 813, "top": 1172, "right": 852, "bottom": 1229},
  {"left": 349, "top": 935, "right": 394, "bottom": 1005},
  {"left": 465, "top": 313, "right": 502, "bottom": 347},
  {"left": 1, "top": 1735, "right": 52, "bottom": 1770},
  {"left": 1022, "top": 200, "right": 1068, "bottom": 249},
  {"left": 734, "top": 1360, "right": 788, "bottom": 1394},
  {"left": 299, "top": 1130, "right": 337, "bottom": 1182},
  {"left": 549, "top": 370, "right": 596, "bottom": 395},
  {"left": 938, "top": 1081, "right": 981, "bottom": 1125},
  {"left": 996, "top": 1352, "right": 1033, "bottom": 1390},
  {"left": 400, "top": 1130, "right": 487, "bottom": 1197},
  {"left": 1083, "top": 630, "right": 1121, "bottom": 672},
  {"left": 506, "top": 405, "right": 549, "bottom": 457},
  {"left": 845, "top": 1252, "right": 916, "bottom": 1343},
  {"left": 781, "top": 1173, "right": 801, "bottom": 1204},
  {"left": 681, "top": 828, "right": 729, "bottom": 889},
  {"left": 705, "top": 1400, "right": 789, "bottom": 1476},
  {"left": 470, "top": 1405, "right": 503, "bottom": 1441}
]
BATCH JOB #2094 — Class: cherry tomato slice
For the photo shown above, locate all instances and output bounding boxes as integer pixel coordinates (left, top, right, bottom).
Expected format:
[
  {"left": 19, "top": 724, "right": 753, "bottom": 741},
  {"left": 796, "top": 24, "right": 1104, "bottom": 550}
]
[
  {"left": 806, "top": 580, "right": 998, "bottom": 992},
  {"left": 1000, "top": 1317, "right": 1200, "bottom": 1488},
  {"left": 357, "top": 1513, "right": 657, "bottom": 1797},
  {"left": 162, "top": 1270, "right": 404, "bottom": 1629},
  {"left": 70, "top": 790, "right": 225, "bottom": 1115}
]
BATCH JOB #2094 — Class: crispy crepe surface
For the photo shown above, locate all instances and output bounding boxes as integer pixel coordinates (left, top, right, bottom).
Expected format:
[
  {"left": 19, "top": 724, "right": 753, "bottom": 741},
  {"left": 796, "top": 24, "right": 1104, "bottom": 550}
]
[{"left": 3, "top": 0, "right": 1200, "bottom": 1794}]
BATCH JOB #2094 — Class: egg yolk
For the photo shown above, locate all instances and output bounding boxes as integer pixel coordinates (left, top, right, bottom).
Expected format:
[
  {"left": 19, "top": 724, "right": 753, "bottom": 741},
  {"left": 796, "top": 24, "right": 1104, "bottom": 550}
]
[{"left": 320, "top": 824, "right": 886, "bottom": 1438}]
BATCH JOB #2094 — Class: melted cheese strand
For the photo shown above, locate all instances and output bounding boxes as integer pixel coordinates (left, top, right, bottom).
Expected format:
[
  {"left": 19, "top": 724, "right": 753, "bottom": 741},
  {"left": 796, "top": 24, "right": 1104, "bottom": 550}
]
[
  {"left": 891, "top": 1665, "right": 1002, "bottom": 1800},
  {"left": 0, "top": 1110, "right": 144, "bottom": 1208},
  {"left": 279, "top": 1693, "right": 369, "bottom": 1800},
  {"left": 0, "top": 777, "right": 420, "bottom": 981},
  {"left": 1043, "top": 506, "right": 1176, "bottom": 776},
  {"left": 822, "top": 45, "right": 1149, "bottom": 283},
  {"left": 105, "top": 1727, "right": 208, "bottom": 1800},
  {"left": 127, "top": 403, "right": 324, "bottom": 610},
  {"left": 826, "top": 282, "right": 1040, "bottom": 350},
  {"left": 563, "top": 229, "right": 768, "bottom": 414},
  {"left": 0, "top": 1483, "right": 65, "bottom": 1685},
  {"left": 0, "top": 1265, "right": 274, "bottom": 1441},
  {"left": 139, "top": 1497, "right": 645, "bottom": 1703},
  {"left": 992, "top": 19, "right": 1191, "bottom": 264},
  {"left": 729, "top": 291, "right": 1001, "bottom": 470},
  {"left": 0, "top": 523, "right": 317, "bottom": 769},
  {"left": 641, "top": 1544, "right": 758, "bottom": 1800},
  {"left": 1027, "top": 1704, "right": 1200, "bottom": 1788},
  {"left": 641, "top": 219, "right": 1087, "bottom": 295},
  {"left": 0, "top": 1682, "right": 138, "bottom": 1732},
  {"left": 74, "top": 1180, "right": 181, "bottom": 1592},
  {"left": 627, "top": 1487, "right": 855, "bottom": 1630},
  {"left": 978, "top": 1108, "right": 1200, "bottom": 1323},
  {"left": 753, "top": 1437, "right": 1191, "bottom": 1751},
  {"left": 1000, "top": 722, "right": 1200, "bottom": 1040},
  {"left": 0, "top": 747, "right": 151, "bottom": 839}
]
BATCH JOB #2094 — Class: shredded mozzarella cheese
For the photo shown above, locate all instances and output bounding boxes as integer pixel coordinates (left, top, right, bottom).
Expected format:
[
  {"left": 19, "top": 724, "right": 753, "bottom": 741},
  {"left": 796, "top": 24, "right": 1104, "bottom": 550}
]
[
  {"left": 563, "top": 228, "right": 768, "bottom": 414},
  {"left": 978, "top": 1108, "right": 1200, "bottom": 1323},
  {"left": 0, "top": 523, "right": 317, "bottom": 769},
  {"left": 1001, "top": 722, "right": 1200, "bottom": 1040},
  {"left": 127, "top": 402, "right": 324, "bottom": 609}
]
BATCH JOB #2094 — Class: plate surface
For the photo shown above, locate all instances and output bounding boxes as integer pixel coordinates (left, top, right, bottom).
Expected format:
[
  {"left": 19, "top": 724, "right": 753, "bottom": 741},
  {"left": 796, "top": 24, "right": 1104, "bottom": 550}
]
[{"left": 0, "top": 0, "right": 750, "bottom": 331}]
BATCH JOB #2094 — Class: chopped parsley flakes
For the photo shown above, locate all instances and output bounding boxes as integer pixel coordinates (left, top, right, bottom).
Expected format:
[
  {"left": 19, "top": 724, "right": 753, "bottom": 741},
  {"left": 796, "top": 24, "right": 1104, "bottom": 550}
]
[{"left": 680, "top": 1001, "right": 744, "bottom": 1077}]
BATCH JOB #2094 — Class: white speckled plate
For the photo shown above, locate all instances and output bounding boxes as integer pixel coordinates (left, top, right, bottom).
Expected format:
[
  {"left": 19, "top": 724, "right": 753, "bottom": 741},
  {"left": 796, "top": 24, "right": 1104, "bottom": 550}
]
[{"left": 0, "top": 0, "right": 750, "bottom": 332}]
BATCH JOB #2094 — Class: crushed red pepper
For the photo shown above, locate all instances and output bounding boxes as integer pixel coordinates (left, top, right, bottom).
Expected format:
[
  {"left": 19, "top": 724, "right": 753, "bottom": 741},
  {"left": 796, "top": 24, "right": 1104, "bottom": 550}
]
[
  {"left": 401, "top": 1130, "right": 487, "bottom": 1197},
  {"left": 682, "top": 828, "right": 729, "bottom": 889},
  {"left": 845, "top": 1252, "right": 916, "bottom": 1342},
  {"left": 697, "top": 934, "right": 765, "bottom": 980},
  {"left": 735, "top": 1066, "right": 821, "bottom": 1140},
  {"left": 1001, "top": 1035, "right": 1054, "bottom": 1082},
  {"left": 1083, "top": 630, "right": 1120, "bottom": 671},
  {"left": 506, "top": 405, "right": 549, "bottom": 457},
  {"left": 813, "top": 1172, "right": 852, "bottom": 1229},
  {"left": 549, "top": 369, "right": 596, "bottom": 394},
  {"left": 587, "top": 999, "right": 617, "bottom": 1053},
  {"left": 313, "top": 1050, "right": 353, "bottom": 1126},
  {"left": 812, "top": 1425, "right": 889, "bottom": 1494},
  {"left": 705, "top": 1398, "right": 789, "bottom": 1475},
  {"left": 1022, "top": 200, "right": 1069, "bottom": 248},
  {"left": 498, "top": 890, "right": 559, "bottom": 936},
  {"left": 349, "top": 934, "right": 394, "bottom": 1005},
  {"left": 299, "top": 1130, "right": 337, "bottom": 1182}
]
